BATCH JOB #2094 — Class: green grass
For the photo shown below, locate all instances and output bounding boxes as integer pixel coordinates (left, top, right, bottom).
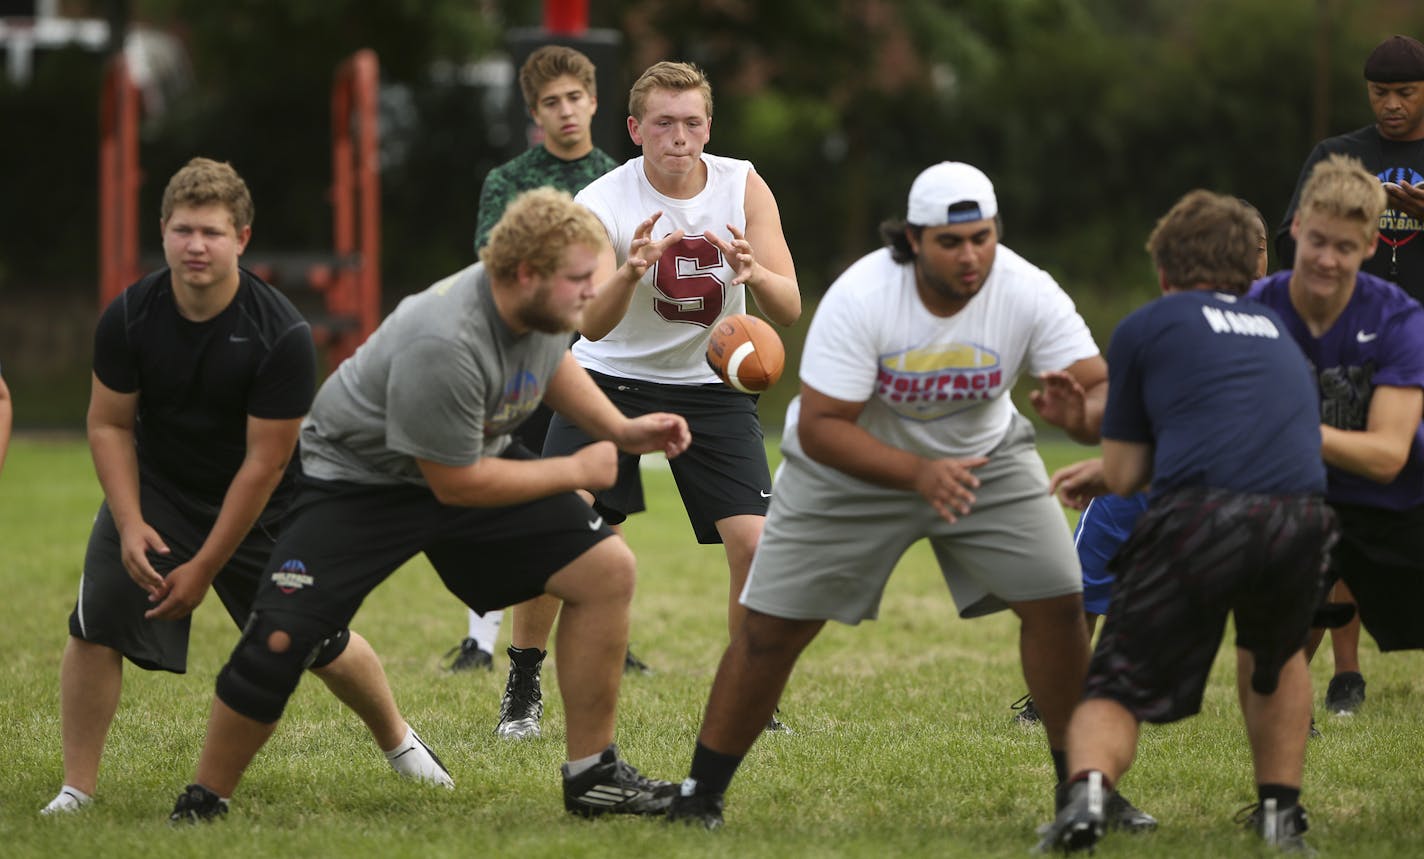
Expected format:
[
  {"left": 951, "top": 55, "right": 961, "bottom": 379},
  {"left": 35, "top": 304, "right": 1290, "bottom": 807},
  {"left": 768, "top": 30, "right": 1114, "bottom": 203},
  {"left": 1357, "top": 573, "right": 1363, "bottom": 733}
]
[{"left": 3, "top": 434, "right": 1423, "bottom": 857}]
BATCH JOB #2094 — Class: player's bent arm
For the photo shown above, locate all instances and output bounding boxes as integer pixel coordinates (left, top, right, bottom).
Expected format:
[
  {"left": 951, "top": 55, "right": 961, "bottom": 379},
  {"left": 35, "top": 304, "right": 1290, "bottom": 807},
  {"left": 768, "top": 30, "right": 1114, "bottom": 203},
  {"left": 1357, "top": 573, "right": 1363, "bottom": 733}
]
[
  {"left": 740, "top": 172, "right": 801, "bottom": 326},
  {"left": 798, "top": 385, "right": 941, "bottom": 490},
  {"left": 1101, "top": 439, "right": 1153, "bottom": 496},
  {"left": 542, "top": 352, "right": 630, "bottom": 440},
  {"left": 1063, "top": 356, "right": 1109, "bottom": 444},
  {"left": 541, "top": 353, "right": 691, "bottom": 457},
  {"left": 578, "top": 242, "right": 643, "bottom": 341},
  {"left": 418, "top": 445, "right": 614, "bottom": 508},
  {"left": 1321, "top": 384, "right": 1423, "bottom": 483},
  {"left": 87, "top": 373, "right": 145, "bottom": 531},
  {"left": 0, "top": 373, "right": 11, "bottom": 477},
  {"left": 186, "top": 415, "right": 302, "bottom": 581}
]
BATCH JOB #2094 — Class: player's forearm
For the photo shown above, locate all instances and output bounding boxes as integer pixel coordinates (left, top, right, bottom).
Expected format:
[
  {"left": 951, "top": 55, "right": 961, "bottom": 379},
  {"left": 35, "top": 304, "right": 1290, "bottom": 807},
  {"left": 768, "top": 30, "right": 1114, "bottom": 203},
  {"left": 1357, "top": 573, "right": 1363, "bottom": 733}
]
[
  {"left": 1066, "top": 383, "right": 1107, "bottom": 445},
  {"left": 579, "top": 265, "right": 641, "bottom": 341},
  {"left": 1321, "top": 425, "right": 1410, "bottom": 484},
  {"left": 799, "top": 417, "right": 925, "bottom": 492},
  {"left": 88, "top": 425, "right": 145, "bottom": 530},
  {"left": 746, "top": 269, "right": 801, "bottom": 326},
  {"left": 0, "top": 398, "right": 10, "bottom": 476},
  {"left": 427, "top": 455, "right": 589, "bottom": 507},
  {"left": 189, "top": 461, "right": 287, "bottom": 581}
]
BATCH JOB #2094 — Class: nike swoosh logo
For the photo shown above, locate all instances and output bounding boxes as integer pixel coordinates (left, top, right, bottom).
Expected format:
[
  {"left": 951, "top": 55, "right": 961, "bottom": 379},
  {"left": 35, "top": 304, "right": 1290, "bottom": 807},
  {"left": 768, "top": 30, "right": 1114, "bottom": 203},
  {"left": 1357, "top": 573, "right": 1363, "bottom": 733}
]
[
  {"left": 229, "top": 334, "right": 250, "bottom": 343},
  {"left": 587, "top": 516, "right": 603, "bottom": 530},
  {"left": 1357, "top": 331, "right": 1378, "bottom": 343},
  {"left": 759, "top": 490, "right": 772, "bottom": 498}
]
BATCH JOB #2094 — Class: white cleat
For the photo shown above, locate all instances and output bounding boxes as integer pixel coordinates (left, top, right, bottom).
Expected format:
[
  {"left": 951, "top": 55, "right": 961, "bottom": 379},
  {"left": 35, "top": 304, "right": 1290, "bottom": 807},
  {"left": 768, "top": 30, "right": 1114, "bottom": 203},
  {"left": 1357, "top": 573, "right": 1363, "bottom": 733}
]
[
  {"left": 40, "top": 787, "right": 93, "bottom": 816},
  {"left": 386, "top": 727, "right": 455, "bottom": 789}
]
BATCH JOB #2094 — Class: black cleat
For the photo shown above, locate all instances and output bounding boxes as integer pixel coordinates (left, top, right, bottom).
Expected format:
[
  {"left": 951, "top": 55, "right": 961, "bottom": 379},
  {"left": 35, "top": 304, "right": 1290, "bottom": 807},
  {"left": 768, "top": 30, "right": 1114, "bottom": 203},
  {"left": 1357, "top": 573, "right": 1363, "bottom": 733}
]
[
  {"left": 1012, "top": 693, "right": 1042, "bottom": 726},
  {"left": 624, "top": 647, "right": 653, "bottom": 675},
  {"left": 1036, "top": 772, "right": 1106, "bottom": 853},
  {"left": 1324, "top": 671, "right": 1365, "bottom": 715},
  {"left": 1236, "top": 798, "right": 1313, "bottom": 853},
  {"left": 495, "top": 647, "right": 544, "bottom": 739},
  {"left": 563, "top": 745, "right": 677, "bottom": 817},
  {"left": 765, "top": 708, "right": 793, "bottom": 733},
  {"left": 444, "top": 638, "right": 494, "bottom": 672},
  {"left": 667, "top": 786, "right": 725, "bottom": 829},
  {"left": 1106, "top": 790, "right": 1157, "bottom": 832},
  {"left": 168, "top": 783, "right": 228, "bottom": 824}
]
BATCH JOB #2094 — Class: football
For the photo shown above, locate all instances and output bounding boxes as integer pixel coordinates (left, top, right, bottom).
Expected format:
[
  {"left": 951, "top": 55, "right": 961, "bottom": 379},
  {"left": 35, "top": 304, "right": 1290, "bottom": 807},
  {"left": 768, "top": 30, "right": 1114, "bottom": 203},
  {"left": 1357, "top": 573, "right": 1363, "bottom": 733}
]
[{"left": 706, "top": 313, "right": 785, "bottom": 394}]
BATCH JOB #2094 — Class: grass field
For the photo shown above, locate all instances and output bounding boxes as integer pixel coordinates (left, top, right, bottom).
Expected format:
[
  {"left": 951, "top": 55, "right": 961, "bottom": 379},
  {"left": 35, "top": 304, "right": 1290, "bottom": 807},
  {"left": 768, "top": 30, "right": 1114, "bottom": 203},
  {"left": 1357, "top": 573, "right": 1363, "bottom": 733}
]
[{"left": 3, "top": 433, "right": 1423, "bottom": 858}]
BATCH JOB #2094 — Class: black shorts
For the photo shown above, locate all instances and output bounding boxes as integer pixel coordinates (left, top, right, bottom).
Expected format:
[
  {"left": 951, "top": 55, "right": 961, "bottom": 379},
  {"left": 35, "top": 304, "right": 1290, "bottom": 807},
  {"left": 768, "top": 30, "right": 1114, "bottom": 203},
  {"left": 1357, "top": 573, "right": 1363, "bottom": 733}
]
[
  {"left": 1330, "top": 502, "right": 1424, "bottom": 651},
  {"left": 249, "top": 472, "right": 615, "bottom": 631},
  {"left": 543, "top": 370, "right": 772, "bottom": 544},
  {"left": 1084, "top": 488, "right": 1336, "bottom": 724},
  {"left": 68, "top": 477, "right": 288, "bottom": 673}
]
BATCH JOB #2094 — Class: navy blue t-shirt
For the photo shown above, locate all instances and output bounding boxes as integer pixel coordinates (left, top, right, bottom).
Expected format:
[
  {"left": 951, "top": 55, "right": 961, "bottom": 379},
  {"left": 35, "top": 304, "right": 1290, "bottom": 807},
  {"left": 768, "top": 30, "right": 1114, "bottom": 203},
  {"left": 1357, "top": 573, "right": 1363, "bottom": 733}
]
[{"left": 1103, "top": 290, "right": 1324, "bottom": 497}]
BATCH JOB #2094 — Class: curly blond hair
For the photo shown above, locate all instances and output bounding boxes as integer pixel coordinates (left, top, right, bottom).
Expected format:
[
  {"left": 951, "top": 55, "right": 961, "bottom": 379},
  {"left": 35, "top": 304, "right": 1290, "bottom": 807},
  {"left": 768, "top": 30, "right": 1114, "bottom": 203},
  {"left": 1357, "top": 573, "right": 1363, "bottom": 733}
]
[
  {"left": 480, "top": 188, "right": 608, "bottom": 281},
  {"left": 160, "top": 157, "right": 254, "bottom": 230}
]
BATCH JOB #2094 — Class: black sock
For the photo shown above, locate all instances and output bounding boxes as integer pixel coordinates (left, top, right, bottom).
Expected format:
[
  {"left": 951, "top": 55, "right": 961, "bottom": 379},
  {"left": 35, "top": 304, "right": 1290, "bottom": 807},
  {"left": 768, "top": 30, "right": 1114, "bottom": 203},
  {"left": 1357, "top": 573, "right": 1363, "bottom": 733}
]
[
  {"left": 688, "top": 741, "right": 744, "bottom": 796},
  {"left": 1257, "top": 784, "right": 1300, "bottom": 808},
  {"left": 507, "top": 645, "right": 545, "bottom": 668},
  {"left": 1051, "top": 749, "right": 1069, "bottom": 783}
]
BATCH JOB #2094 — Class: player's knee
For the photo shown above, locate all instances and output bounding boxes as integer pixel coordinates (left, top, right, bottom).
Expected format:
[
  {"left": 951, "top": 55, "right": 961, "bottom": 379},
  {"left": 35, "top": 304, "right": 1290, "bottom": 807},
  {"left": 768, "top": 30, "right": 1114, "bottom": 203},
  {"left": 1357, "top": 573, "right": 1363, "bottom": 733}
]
[
  {"left": 215, "top": 612, "right": 333, "bottom": 723},
  {"left": 599, "top": 540, "right": 637, "bottom": 602},
  {"left": 557, "top": 539, "right": 636, "bottom": 607}
]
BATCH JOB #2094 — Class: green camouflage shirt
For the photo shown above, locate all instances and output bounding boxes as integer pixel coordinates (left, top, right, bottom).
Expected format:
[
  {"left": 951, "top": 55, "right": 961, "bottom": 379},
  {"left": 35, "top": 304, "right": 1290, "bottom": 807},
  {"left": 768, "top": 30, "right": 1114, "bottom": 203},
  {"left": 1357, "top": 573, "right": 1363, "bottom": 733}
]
[{"left": 473, "top": 145, "right": 619, "bottom": 252}]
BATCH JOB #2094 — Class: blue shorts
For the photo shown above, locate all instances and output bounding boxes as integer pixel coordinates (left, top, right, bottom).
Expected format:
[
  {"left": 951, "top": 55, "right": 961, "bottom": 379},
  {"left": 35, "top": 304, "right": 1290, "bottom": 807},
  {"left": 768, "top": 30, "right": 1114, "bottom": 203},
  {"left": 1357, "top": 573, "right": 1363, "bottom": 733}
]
[{"left": 1073, "top": 493, "right": 1148, "bottom": 614}]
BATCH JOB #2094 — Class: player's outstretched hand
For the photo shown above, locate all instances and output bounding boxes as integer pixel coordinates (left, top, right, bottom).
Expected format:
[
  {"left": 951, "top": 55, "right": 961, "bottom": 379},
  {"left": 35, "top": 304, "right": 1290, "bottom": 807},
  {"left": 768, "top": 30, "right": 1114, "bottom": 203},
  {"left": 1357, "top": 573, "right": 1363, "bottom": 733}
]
[
  {"left": 704, "top": 224, "right": 758, "bottom": 286},
  {"left": 623, "top": 212, "right": 684, "bottom": 280},
  {"left": 1029, "top": 370, "right": 1088, "bottom": 434},
  {"left": 144, "top": 561, "right": 214, "bottom": 621},
  {"left": 572, "top": 440, "right": 620, "bottom": 491},
  {"left": 1048, "top": 457, "right": 1108, "bottom": 510},
  {"left": 1384, "top": 180, "right": 1424, "bottom": 221},
  {"left": 119, "top": 522, "right": 169, "bottom": 597},
  {"left": 915, "top": 455, "right": 988, "bottom": 524},
  {"left": 616, "top": 412, "right": 692, "bottom": 459}
]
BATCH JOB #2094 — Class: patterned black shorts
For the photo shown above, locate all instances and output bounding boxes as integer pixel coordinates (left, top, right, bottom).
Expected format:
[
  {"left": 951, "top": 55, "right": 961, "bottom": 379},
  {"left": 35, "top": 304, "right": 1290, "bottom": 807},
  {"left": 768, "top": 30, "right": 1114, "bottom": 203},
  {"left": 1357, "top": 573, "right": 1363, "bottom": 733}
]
[{"left": 1084, "top": 487, "right": 1336, "bottom": 724}]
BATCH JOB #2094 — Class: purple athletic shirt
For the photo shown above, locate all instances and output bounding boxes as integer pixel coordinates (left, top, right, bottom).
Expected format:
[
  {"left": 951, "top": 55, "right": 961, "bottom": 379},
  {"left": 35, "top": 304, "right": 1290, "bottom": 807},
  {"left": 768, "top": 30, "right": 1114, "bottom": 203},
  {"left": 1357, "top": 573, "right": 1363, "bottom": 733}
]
[{"left": 1249, "top": 271, "right": 1424, "bottom": 510}]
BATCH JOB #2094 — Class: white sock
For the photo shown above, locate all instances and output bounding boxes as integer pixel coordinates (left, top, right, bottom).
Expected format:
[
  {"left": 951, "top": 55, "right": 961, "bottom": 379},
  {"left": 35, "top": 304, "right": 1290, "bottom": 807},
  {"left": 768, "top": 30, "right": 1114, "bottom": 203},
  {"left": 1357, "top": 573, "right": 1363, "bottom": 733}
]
[
  {"left": 562, "top": 748, "right": 607, "bottom": 778},
  {"left": 40, "top": 785, "right": 93, "bottom": 815},
  {"left": 467, "top": 609, "right": 502, "bottom": 653},
  {"left": 385, "top": 726, "right": 454, "bottom": 789}
]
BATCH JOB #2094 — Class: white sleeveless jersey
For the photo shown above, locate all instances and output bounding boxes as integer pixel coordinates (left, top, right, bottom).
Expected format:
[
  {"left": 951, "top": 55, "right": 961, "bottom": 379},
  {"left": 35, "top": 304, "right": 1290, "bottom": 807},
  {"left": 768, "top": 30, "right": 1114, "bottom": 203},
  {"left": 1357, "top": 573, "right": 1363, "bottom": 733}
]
[{"left": 574, "top": 153, "right": 751, "bottom": 384}]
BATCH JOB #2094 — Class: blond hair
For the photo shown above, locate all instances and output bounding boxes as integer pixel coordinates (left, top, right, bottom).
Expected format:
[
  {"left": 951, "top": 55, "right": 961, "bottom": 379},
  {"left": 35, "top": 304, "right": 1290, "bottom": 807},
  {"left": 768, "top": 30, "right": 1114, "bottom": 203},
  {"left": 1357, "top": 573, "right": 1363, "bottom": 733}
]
[
  {"left": 1145, "top": 190, "right": 1260, "bottom": 294},
  {"left": 628, "top": 60, "right": 713, "bottom": 120},
  {"left": 1297, "top": 154, "right": 1388, "bottom": 243},
  {"left": 519, "top": 45, "right": 598, "bottom": 111},
  {"left": 160, "top": 157, "right": 254, "bottom": 230},
  {"left": 481, "top": 188, "right": 608, "bottom": 281}
]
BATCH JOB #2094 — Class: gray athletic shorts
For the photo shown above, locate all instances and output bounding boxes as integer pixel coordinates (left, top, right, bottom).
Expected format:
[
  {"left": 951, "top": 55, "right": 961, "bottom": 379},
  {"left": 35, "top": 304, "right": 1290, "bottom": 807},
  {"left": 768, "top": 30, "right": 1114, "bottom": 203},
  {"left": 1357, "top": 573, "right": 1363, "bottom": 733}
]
[
  {"left": 742, "top": 414, "right": 1082, "bottom": 625},
  {"left": 69, "top": 478, "right": 285, "bottom": 673}
]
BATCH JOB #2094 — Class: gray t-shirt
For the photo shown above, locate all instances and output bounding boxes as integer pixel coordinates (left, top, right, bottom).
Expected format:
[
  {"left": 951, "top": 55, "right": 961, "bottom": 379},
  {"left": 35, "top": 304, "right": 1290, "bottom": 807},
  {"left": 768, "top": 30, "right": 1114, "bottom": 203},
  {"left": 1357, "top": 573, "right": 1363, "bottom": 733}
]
[{"left": 300, "top": 263, "right": 569, "bottom": 485}]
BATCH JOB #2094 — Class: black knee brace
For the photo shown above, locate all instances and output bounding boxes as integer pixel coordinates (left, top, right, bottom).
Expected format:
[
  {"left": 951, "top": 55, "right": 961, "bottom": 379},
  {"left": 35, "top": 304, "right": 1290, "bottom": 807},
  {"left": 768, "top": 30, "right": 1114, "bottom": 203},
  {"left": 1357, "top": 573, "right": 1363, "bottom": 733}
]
[
  {"left": 309, "top": 627, "right": 351, "bottom": 670},
  {"left": 215, "top": 612, "right": 333, "bottom": 723}
]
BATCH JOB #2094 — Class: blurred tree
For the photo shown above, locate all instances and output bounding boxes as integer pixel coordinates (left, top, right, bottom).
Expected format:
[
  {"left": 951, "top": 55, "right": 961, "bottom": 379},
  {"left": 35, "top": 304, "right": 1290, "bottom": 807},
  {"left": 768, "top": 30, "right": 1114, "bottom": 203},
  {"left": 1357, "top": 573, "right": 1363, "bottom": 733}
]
[{"left": 4, "top": 0, "right": 1423, "bottom": 427}]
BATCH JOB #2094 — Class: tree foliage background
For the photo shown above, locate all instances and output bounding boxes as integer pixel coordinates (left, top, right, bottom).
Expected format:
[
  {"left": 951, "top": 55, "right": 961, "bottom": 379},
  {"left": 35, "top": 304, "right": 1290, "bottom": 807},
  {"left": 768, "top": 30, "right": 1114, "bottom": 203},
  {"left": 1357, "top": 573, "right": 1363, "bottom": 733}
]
[{"left": 2, "top": 0, "right": 1422, "bottom": 424}]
